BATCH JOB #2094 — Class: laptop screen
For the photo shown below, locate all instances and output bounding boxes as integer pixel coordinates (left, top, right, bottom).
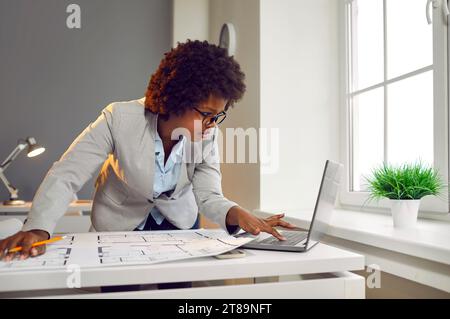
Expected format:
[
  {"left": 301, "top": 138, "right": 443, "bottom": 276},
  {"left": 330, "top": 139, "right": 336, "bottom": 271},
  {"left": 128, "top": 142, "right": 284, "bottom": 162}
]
[{"left": 305, "top": 160, "right": 343, "bottom": 248}]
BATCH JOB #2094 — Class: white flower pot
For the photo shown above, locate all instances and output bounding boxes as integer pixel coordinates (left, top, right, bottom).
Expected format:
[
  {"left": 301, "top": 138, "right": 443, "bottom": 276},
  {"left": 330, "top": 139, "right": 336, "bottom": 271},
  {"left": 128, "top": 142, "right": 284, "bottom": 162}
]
[{"left": 390, "top": 199, "right": 420, "bottom": 228}]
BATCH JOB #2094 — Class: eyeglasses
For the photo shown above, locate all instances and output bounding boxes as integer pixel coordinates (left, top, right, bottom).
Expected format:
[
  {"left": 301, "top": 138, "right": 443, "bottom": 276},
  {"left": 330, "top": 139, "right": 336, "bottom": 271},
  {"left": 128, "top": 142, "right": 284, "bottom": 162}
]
[{"left": 193, "top": 107, "right": 227, "bottom": 125}]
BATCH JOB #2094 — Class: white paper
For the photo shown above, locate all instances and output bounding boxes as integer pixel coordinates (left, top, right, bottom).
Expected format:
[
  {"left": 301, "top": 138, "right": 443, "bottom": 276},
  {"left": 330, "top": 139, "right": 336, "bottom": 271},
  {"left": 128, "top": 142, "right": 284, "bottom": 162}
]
[{"left": 0, "top": 229, "right": 254, "bottom": 272}]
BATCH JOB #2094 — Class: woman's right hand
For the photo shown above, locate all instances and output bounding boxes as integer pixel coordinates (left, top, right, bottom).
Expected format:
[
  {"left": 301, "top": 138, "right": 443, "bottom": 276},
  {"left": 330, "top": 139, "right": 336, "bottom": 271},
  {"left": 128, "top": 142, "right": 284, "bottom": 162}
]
[{"left": 0, "top": 230, "right": 50, "bottom": 261}]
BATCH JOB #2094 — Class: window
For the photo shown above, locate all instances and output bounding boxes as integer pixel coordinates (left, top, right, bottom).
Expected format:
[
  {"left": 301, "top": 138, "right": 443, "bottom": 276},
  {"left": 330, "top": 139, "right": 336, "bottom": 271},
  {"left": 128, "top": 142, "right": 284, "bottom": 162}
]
[{"left": 341, "top": 0, "right": 448, "bottom": 213}]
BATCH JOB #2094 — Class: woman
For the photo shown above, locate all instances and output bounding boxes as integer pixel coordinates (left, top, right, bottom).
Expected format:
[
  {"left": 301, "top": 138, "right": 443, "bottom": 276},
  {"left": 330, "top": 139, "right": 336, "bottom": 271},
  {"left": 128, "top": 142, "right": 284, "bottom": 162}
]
[{"left": 0, "top": 40, "right": 295, "bottom": 262}]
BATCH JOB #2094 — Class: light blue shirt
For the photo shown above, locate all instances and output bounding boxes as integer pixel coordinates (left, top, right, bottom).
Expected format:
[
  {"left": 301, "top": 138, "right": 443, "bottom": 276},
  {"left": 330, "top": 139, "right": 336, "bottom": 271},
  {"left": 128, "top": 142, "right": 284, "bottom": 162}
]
[{"left": 136, "top": 130, "right": 185, "bottom": 230}]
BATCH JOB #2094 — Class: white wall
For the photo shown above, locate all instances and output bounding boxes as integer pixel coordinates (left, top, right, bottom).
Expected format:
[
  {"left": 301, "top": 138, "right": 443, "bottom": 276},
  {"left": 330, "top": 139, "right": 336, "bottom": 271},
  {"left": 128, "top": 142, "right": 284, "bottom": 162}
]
[
  {"left": 172, "top": 0, "right": 341, "bottom": 213},
  {"left": 260, "top": 0, "right": 341, "bottom": 211},
  {"left": 209, "top": 0, "right": 261, "bottom": 212},
  {"left": 172, "top": 0, "right": 209, "bottom": 45}
]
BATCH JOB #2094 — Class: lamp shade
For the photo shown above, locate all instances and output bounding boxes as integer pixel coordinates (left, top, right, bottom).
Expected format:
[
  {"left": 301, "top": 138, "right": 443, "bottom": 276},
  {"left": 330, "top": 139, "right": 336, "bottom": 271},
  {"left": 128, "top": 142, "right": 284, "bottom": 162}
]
[
  {"left": 25, "top": 137, "right": 45, "bottom": 158},
  {"left": 27, "top": 144, "right": 45, "bottom": 157}
]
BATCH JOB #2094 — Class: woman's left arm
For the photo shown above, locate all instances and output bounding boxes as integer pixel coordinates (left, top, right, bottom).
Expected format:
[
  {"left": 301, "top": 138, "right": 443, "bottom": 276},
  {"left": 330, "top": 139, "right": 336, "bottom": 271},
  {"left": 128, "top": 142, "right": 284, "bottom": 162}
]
[
  {"left": 191, "top": 147, "right": 240, "bottom": 234},
  {"left": 192, "top": 135, "right": 296, "bottom": 239}
]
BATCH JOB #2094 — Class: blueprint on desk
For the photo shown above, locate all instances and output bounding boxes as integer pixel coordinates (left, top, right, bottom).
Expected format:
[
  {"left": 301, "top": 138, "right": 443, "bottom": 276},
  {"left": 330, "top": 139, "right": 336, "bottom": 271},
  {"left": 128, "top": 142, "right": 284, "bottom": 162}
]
[{"left": 0, "top": 229, "right": 254, "bottom": 271}]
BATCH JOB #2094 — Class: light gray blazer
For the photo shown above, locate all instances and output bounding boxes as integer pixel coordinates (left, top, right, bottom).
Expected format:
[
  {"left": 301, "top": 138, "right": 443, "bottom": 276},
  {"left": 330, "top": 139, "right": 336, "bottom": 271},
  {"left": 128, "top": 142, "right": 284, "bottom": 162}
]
[{"left": 22, "top": 98, "right": 238, "bottom": 236}]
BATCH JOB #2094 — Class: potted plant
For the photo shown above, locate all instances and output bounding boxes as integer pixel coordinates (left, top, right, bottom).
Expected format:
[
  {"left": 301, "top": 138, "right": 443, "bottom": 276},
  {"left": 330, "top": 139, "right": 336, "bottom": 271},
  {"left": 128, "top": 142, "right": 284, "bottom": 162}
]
[{"left": 365, "top": 162, "right": 444, "bottom": 228}]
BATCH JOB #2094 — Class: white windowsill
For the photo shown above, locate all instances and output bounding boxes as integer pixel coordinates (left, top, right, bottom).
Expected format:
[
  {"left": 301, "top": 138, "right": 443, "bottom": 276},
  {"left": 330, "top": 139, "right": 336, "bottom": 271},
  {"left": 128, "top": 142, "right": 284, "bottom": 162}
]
[{"left": 254, "top": 208, "right": 450, "bottom": 266}]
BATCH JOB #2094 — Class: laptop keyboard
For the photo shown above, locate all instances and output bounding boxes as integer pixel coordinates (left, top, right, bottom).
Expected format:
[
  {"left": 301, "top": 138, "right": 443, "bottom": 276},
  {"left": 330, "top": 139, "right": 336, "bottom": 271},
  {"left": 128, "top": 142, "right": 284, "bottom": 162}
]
[{"left": 258, "top": 231, "right": 308, "bottom": 246}]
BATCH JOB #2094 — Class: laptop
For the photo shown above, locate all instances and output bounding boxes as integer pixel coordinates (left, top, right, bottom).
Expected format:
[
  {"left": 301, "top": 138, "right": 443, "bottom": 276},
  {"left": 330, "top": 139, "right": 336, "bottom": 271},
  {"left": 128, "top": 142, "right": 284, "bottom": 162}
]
[{"left": 236, "top": 160, "right": 343, "bottom": 252}]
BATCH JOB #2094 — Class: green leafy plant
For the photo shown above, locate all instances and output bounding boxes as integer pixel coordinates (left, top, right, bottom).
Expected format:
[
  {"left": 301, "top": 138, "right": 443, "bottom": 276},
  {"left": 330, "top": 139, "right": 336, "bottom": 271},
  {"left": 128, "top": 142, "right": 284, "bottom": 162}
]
[{"left": 365, "top": 162, "right": 444, "bottom": 201}]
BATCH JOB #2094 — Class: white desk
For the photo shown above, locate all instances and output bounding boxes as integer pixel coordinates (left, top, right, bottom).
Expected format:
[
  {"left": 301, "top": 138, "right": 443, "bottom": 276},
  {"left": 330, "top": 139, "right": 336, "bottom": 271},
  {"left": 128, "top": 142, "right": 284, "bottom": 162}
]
[
  {"left": 0, "top": 200, "right": 92, "bottom": 215},
  {"left": 255, "top": 209, "right": 450, "bottom": 293},
  {"left": 0, "top": 200, "right": 93, "bottom": 234},
  {"left": 0, "top": 243, "right": 365, "bottom": 299}
]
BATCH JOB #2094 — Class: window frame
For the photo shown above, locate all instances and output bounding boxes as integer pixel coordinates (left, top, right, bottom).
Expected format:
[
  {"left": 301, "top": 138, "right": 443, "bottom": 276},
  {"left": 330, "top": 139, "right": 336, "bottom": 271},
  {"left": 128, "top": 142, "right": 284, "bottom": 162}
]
[{"left": 339, "top": 0, "right": 449, "bottom": 214}]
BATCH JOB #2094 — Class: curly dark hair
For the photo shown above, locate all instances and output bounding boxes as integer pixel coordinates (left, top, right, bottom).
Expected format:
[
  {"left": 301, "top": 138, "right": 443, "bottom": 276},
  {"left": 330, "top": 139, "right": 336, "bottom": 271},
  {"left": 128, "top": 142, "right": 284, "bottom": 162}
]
[{"left": 145, "top": 40, "right": 246, "bottom": 117}]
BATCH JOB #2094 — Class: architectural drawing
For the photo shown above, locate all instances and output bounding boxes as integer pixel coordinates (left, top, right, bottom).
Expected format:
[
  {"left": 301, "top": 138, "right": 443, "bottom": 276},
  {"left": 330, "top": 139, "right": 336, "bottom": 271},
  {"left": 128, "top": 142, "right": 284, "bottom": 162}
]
[{"left": 0, "top": 229, "right": 254, "bottom": 271}]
